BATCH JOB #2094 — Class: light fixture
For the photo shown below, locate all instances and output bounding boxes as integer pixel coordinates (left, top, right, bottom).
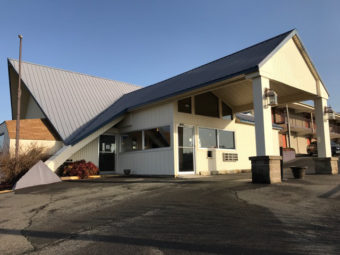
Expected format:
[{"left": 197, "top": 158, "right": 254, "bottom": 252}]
[
  {"left": 325, "top": 106, "right": 335, "bottom": 120},
  {"left": 265, "top": 88, "right": 278, "bottom": 107}
]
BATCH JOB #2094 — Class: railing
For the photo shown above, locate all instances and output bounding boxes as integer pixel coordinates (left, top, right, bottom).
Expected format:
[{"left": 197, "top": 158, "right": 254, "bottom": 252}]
[
  {"left": 329, "top": 124, "right": 340, "bottom": 134},
  {"left": 289, "top": 116, "right": 313, "bottom": 130}
]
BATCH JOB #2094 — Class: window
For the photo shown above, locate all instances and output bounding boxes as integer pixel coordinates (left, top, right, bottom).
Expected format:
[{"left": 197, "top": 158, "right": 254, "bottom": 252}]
[
  {"left": 218, "top": 130, "right": 235, "bottom": 149},
  {"left": 0, "top": 134, "right": 3, "bottom": 153},
  {"left": 120, "top": 131, "right": 142, "bottom": 152},
  {"left": 195, "top": 92, "right": 219, "bottom": 118},
  {"left": 222, "top": 102, "right": 233, "bottom": 120},
  {"left": 199, "top": 128, "right": 217, "bottom": 148},
  {"left": 144, "top": 126, "right": 171, "bottom": 149},
  {"left": 199, "top": 128, "right": 235, "bottom": 149},
  {"left": 178, "top": 97, "right": 192, "bottom": 113}
]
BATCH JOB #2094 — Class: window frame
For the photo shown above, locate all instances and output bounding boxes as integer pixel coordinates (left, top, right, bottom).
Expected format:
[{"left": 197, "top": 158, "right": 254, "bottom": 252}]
[
  {"left": 218, "top": 129, "right": 236, "bottom": 150},
  {"left": 144, "top": 125, "right": 171, "bottom": 151},
  {"left": 198, "top": 127, "right": 236, "bottom": 150},
  {"left": 198, "top": 127, "right": 218, "bottom": 149},
  {"left": 120, "top": 130, "right": 143, "bottom": 153},
  {"left": 177, "top": 97, "right": 192, "bottom": 114}
]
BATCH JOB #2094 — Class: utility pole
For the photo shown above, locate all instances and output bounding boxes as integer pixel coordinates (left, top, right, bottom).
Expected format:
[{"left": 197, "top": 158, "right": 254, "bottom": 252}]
[{"left": 15, "top": 35, "right": 23, "bottom": 166}]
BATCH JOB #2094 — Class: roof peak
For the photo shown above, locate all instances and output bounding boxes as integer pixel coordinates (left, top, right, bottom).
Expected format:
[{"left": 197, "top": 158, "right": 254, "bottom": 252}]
[
  {"left": 8, "top": 58, "right": 141, "bottom": 89},
  {"left": 145, "top": 29, "right": 296, "bottom": 88}
]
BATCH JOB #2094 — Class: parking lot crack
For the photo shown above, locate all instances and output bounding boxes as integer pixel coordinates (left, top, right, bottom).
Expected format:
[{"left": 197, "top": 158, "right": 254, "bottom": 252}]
[{"left": 21, "top": 194, "right": 54, "bottom": 253}]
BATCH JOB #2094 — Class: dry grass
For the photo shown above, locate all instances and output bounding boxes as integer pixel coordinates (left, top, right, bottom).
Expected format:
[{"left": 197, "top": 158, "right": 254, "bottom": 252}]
[{"left": 0, "top": 144, "right": 49, "bottom": 186}]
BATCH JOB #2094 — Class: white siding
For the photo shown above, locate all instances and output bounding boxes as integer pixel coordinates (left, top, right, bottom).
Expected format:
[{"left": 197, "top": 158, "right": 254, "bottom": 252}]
[
  {"left": 118, "top": 148, "right": 173, "bottom": 175},
  {"left": 117, "top": 103, "right": 174, "bottom": 175},
  {"left": 8, "top": 139, "right": 63, "bottom": 156},
  {"left": 173, "top": 102, "right": 280, "bottom": 175},
  {"left": 0, "top": 123, "right": 10, "bottom": 154},
  {"left": 68, "top": 138, "right": 99, "bottom": 167},
  {"left": 260, "top": 38, "right": 317, "bottom": 95}
]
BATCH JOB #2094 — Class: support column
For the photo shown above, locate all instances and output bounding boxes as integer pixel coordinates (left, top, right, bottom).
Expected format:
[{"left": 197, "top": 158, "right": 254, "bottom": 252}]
[
  {"left": 314, "top": 97, "right": 331, "bottom": 157},
  {"left": 313, "top": 97, "right": 338, "bottom": 174},
  {"left": 249, "top": 76, "right": 281, "bottom": 184},
  {"left": 252, "top": 76, "right": 274, "bottom": 156}
]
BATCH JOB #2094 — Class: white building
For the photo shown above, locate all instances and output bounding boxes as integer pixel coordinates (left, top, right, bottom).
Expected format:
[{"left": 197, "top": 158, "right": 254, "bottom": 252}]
[{"left": 1, "top": 29, "right": 337, "bottom": 183}]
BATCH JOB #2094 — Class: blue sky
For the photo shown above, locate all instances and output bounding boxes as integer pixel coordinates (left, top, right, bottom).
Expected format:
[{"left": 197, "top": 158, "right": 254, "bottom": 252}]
[{"left": 1, "top": 0, "right": 339, "bottom": 121}]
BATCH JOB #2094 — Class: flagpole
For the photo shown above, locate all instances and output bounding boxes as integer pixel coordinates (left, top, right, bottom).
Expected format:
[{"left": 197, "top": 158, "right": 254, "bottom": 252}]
[{"left": 15, "top": 35, "right": 23, "bottom": 166}]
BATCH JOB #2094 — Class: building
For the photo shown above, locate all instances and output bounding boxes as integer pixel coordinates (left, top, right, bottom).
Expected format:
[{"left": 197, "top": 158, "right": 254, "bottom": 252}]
[
  {"left": 1, "top": 29, "right": 337, "bottom": 183},
  {"left": 0, "top": 119, "right": 62, "bottom": 156},
  {"left": 273, "top": 103, "right": 340, "bottom": 154}
]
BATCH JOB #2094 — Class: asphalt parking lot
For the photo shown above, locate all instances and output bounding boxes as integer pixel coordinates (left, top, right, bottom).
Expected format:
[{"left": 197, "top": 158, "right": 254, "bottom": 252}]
[{"left": 1, "top": 171, "right": 340, "bottom": 255}]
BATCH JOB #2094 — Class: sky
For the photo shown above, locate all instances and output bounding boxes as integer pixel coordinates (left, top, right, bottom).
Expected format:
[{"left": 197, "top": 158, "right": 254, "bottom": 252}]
[{"left": 0, "top": 0, "right": 339, "bottom": 122}]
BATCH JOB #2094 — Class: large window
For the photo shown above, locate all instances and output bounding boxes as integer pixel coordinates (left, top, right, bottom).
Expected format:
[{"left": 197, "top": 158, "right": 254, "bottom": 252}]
[
  {"left": 195, "top": 92, "right": 219, "bottom": 118},
  {"left": 218, "top": 130, "right": 235, "bottom": 149},
  {"left": 144, "top": 126, "right": 171, "bottom": 149},
  {"left": 199, "top": 128, "right": 235, "bottom": 149},
  {"left": 222, "top": 102, "right": 233, "bottom": 120},
  {"left": 120, "top": 131, "right": 142, "bottom": 152},
  {"left": 178, "top": 97, "right": 192, "bottom": 114},
  {"left": 199, "top": 128, "right": 217, "bottom": 148}
]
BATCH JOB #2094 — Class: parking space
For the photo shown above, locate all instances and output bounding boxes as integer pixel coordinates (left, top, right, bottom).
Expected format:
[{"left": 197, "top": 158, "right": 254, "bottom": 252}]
[{"left": 0, "top": 173, "right": 340, "bottom": 254}]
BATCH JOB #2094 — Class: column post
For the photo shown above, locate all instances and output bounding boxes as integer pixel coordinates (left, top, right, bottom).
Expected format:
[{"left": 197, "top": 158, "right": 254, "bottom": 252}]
[
  {"left": 313, "top": 97, "right": 338, "bottom": 174},
  {"left": 249, "top": 76, "right": 281, "bottom": 183}
]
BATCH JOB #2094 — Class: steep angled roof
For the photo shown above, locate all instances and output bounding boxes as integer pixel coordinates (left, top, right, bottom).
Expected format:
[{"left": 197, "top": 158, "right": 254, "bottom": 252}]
[
  {"left": 8, "top": 59, "right": 140, "bottom": 141},
  {"left": 65, "top": 29, "right": 295, "bottom": 145}
]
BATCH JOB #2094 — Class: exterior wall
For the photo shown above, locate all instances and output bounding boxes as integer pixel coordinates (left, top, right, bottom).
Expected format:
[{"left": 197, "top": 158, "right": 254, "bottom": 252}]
[
  {"left": 68, "top": 138, "right": 99, "bottom": 167},
  {"left": 260, "top": 38, "right": 317, "bottom": 95},
  {"left": 0, "top": 123, "right": 10, "bottom": 154},
  {"left": 173, "top": 102, "right": 280, "bottom": 175},
  {"left": 25, "top": 95, "right": 45, "bottom": 119},
  {"left": 8, "top": 139, "right": 63, "bottom": 156},
  {"left": 288, "top": 134, "right": 308, "bottom": 154},
  {"left": 117, "top": 103, "right": 174, "bottom": 175}
]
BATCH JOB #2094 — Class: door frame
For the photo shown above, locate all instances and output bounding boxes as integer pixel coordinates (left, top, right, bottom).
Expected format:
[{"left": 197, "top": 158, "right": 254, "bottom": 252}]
[
  {"left": 177, "top": 124, "right": 196, "bottom": 175},
  {"left": 98, "top": 134, "right": 117, "bottom": 175}
]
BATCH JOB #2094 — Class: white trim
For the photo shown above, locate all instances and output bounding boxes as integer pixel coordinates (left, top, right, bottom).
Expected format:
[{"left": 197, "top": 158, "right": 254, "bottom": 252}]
[{"left": 177, "top": 124, "right": 196, "bottom": 175}]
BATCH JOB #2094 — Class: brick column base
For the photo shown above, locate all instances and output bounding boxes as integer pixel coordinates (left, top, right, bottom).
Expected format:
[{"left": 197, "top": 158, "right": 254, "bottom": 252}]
[
  {"left": 249, "top": 156, "right": 282, "bottom": 184},
  {"left": 314, "top": 157, "right": 338, "bottom": 175}
]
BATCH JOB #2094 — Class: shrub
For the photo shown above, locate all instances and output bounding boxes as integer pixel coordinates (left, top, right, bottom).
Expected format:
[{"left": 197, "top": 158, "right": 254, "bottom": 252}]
[
  {"left": 0, "top": 144, "right": 49, "bottom": 186},
  {"left": 58, "top": 160, "right": 99, "bottom": 179}
]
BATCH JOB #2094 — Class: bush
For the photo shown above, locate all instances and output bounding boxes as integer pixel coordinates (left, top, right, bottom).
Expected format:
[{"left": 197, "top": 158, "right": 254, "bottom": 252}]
[
  {"left": 0, "top": 144, "right": 49, "bottom": 186},
  {"left": 58, "top": 160, "right": 99, "bottom": 179}
]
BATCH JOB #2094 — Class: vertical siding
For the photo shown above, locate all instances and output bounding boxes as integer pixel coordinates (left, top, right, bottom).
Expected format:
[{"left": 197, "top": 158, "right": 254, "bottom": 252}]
[
  {"left": 118, "top": 149, "right": 173, "bottom": 175},
  {"left": 68, "top": 138, "right": 99, "bottom": 167},
  {"left": 25, "top": 95, "right": 45, "bottom": 119},
  {"left": 0, "top": 123, "right": 10, "bottom": 154},
  {"left": 118, "top": 103, "right": 174, "bottom": 175},
  {"left": 119, "top": 103, "right": 174, "bottom": 133}
]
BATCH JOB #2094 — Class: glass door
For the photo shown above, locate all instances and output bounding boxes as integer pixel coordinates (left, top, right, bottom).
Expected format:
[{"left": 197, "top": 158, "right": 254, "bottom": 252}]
[
  {"left": 178, "top": 125, "right": 195, "bottom": 173},
  {"left": 99, "top": 135, "right": 116, "bottom": 172}
]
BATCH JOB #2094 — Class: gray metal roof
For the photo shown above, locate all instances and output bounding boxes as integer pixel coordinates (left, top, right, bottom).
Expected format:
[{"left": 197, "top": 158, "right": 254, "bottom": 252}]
[
  {"left": 65, "top": 29, "right": 294, "bottom": 145},
  {"left": 236, "top": 113, "right": 282, "bottom": 129},
  {"left": 8, "top": 59, "right": 140, "bottom": 141}
]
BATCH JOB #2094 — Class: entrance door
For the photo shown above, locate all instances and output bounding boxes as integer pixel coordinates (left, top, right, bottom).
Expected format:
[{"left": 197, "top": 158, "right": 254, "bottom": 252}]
[
  {"left": 99, "top": 135, "right": 116, "bottom": 172},
  {"left": 178, "top": 125, "right": 195, "bottom": 174}
]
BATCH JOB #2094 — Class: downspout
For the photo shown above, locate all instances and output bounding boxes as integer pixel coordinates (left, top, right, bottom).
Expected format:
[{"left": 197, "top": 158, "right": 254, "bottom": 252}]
[{"left": 285, "top": 104, "right": 291, "bottom": 148}]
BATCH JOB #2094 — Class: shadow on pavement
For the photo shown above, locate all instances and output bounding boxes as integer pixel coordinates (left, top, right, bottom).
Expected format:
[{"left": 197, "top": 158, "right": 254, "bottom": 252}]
[{"left": 0, "top": 227, "right": 290, "bottom": 255}]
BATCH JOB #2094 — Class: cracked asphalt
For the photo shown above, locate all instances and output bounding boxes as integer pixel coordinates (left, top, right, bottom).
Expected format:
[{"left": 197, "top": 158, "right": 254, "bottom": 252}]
[{"left": 1, "top": 172, "right": 340, "bottom": 254}]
